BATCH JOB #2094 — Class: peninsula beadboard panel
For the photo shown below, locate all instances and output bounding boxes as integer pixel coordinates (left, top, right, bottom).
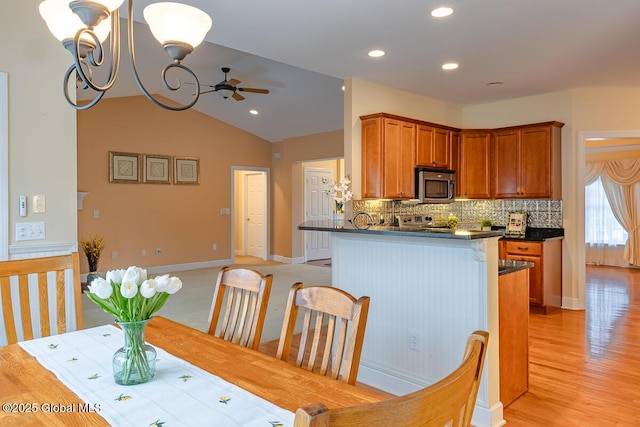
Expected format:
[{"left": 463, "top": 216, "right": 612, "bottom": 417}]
[{"left": 331, "top": 232, "right": 501, "bottom": 427}]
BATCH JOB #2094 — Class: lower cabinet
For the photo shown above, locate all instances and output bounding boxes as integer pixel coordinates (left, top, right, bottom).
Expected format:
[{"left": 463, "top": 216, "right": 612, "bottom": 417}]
[
  {"left": 499, "top": 268, "right": 529, "bottom": 407},
  {"left": 501, "top": 239, "right": 562, "bottom": 314}
]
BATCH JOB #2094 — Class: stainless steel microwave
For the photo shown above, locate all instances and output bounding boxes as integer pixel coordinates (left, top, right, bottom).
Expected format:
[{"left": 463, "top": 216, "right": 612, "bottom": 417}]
[{"left": 415, "top": 167, "right": 456, "bottom": 203}]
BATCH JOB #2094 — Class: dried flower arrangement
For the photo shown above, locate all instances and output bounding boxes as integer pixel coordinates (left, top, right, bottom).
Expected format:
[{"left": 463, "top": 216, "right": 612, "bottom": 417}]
[{"left": 80, "top": 233, "right": 105, "bottom": 272}]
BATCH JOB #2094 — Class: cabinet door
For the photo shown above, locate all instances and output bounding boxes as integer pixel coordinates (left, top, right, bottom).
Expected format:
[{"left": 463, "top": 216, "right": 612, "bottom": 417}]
[
  {"left": 361, "top": 118, "right": 383, "bottom": 198},
  {"left": 492, "top": 129, "right": 520, "bottom": 198},
  {"left": 520, "top": 126, "right": 552, "bottom": 198},
  {"left": 506, "top": 253, "right": 543, "bottom": 305},
  {"left": 416, "top": 125, "right": 451, "bottom": 169},
  {"left": 433, "top": 128, "right": 450, "bottom": 168},
  {"left": 459, "top": 131, "right": 491, "bottom": 198},
  {"left": 416, "top": 125, "right": 435, "bottom": 166},
  {"left": 383, "top": 119, "right": 415, "bottom": 199}
]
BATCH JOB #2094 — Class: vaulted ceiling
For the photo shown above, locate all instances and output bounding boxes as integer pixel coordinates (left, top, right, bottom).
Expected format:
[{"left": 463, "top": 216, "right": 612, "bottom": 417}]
[{"left": 78, "top": 0, "right": 640, "bottom": 142}]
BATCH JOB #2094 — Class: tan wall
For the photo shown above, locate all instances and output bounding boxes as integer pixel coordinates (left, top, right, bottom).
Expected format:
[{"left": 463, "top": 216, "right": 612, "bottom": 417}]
[
  {"left": 2, "top": 0, "right": 78, "bottom": 250},
  {"left": 271, "top": 130, "right": 344, "bottom": 260},
  {"left": 77, "top": 96, "right": 272, "bottom": 272}
]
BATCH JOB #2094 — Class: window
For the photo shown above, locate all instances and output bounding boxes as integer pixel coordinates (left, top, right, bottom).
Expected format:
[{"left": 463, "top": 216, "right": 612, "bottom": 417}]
[{"left": 585, "top": 176, "right": 628, "bottom": 245}]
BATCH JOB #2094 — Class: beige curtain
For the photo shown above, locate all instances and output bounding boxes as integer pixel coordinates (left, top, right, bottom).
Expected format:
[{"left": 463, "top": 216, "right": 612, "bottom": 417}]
[{"left": 587, "top": 159, "right": 640, "bottom": 266}]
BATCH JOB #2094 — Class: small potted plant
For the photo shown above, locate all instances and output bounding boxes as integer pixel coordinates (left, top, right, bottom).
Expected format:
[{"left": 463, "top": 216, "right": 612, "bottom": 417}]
[
  {"left": 480, "top": 219, "right": 493, "bottom": 231},
  {"left": 447, "top": 214, "right": 459, "bottom": 230},
  {"left": 80, "top": 233, "right": 105, "bottom": 285}
]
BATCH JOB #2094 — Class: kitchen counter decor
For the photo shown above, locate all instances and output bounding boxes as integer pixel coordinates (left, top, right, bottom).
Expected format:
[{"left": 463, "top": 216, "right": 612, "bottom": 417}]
[
  {"left": 85, "top": 266, "right": 183, "bottom": 385},
  {"left": 324, "top": 175, "right": 353, "bottom": 222}
]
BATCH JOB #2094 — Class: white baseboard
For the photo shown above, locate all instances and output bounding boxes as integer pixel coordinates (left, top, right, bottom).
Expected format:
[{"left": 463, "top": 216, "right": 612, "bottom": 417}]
[
  {"left": 271, "top": 254, "right": 306, "bottom": 264},
  {"left": 562, "top": 297, "right": 585, "bottom": 310},
  {"left": 81, "top": 259, "right": 232, "bottom": 282}
]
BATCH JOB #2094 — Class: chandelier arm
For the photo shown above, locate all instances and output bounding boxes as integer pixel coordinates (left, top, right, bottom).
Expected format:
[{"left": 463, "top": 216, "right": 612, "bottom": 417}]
[
  {"left": 127, "top": 0, "right": 200, "bottom": 111},
  {"left": 63, "top": 64, "right": 105, "bottom": 110},
  {"left": 72, "top": 9, "right": 120, "bottom": 94}
]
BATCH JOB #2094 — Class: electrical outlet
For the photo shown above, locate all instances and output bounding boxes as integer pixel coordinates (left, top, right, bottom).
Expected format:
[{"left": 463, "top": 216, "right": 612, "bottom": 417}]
[
  {"left": 112, "top": 251, "right": 118, "bottom": 259},
  {"left": 212, "top": 243, "right": 217, "bottom": 251},
  {"left": 141, "top": 249, "right": 147, "bottom": 256},
  {"left": 409, "top": 330, "right": 420, "bottom": 351}
]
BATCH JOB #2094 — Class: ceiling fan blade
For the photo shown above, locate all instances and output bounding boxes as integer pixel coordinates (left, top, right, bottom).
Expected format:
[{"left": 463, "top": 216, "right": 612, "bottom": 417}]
[
  {"left": 228, "top": 78, "right": 241, "bottom": 86},
  {"left": 232, "top": 92, "right": 245, "bottom": 101},
  {"left": 238, "top": 87, "right": 269, "bottom": 94},
  {"left": 198, "top": 83, "right": 218, "bottom": 88},
  {"left": 199, "top": 89, "right": 218, "bottom": 95}
]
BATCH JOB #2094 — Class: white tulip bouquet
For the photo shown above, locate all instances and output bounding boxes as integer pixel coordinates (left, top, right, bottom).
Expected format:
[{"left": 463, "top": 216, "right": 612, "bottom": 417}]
[
  {"left": 86, "top": 266, "right": 182, "bottom": 385},
  {"left": 85, "top": 266, "right": 182, "bottom": 322}
]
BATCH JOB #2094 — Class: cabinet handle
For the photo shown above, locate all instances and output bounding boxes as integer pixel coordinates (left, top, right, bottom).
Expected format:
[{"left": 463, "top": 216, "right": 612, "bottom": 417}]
[{"left": 517, "top": 247, "right": 529, "bottom": 251}]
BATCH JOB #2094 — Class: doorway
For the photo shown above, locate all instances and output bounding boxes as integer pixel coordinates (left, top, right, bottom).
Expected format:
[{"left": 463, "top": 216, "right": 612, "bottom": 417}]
[
  {"left": 304, "top": 167, "right": 334, "bottom": 260},
  {"left": 232, "top": 167, "right": 269, "bottom": 262}
]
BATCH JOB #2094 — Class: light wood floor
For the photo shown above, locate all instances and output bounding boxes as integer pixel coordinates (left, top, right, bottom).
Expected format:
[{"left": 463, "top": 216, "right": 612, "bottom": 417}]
[
  {"left": 503, "top": 265, "right": 640, "bottom": 426},
  {"left": 262, "top": 265, "right": 640, "bottom": 425}
]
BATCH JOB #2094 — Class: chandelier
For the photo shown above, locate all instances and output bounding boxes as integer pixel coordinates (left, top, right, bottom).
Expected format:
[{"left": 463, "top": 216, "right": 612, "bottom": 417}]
[{"left": 39, "top": 0, "right": 212, "bottom": 111}]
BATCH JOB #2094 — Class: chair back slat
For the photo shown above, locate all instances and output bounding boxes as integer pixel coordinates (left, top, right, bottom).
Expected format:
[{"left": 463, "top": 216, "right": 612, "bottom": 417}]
[
  {"left": 277, "top": 283, "right": 370, "bottom": 385},
  {"left": 207, "top": 266, "right": 273, "bottom": 350},
  {"left": 0, "top": 253, "right": 83, "bottom": 346},
  {"left": 293, "top": 330, "right": 489, "bottom": 427},
  {"left": 18, "top": 275, "right": 34, "bottom": 341},
  {"left": 38, "top": 272, "right": 50, "bottom": 337}
]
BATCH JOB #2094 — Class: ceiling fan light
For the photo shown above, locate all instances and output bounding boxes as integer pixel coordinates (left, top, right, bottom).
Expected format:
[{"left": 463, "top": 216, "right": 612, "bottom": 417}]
[
  {"left": 217, "top": 87, "right": 234, "bottom": 99},
  {"left": 39, "top": 0, "right": 111, "bottom": 43},
  {"left": 143, "top": 2, "right": 212, "bottom": 49}
]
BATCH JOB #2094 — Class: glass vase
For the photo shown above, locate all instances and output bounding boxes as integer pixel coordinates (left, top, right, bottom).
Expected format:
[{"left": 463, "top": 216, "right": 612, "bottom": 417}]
[{"left": 112, "top": 319, "right": 157, "bottom": 385}]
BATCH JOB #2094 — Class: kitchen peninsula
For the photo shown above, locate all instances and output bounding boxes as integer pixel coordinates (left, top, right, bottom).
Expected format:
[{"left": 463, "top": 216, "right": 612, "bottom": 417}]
[{"left": 299, "top": 220, "right": 505, "bottom": 427}]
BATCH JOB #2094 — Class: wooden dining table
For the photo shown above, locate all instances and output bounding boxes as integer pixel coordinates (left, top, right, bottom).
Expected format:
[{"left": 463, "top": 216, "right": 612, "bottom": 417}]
[{"left": 0, "top": 316, "right": 383, "bottom": 426}]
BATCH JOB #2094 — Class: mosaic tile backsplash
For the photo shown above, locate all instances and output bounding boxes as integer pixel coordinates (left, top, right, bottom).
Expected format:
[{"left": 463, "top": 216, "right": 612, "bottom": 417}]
[{"left": 352, "top": 199, "right": 563, "bottom": 228}]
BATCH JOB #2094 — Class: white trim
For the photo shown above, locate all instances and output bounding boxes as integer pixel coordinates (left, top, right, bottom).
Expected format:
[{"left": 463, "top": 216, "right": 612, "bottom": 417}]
[
  {"left": 9, "top": 242, "right": 77, "bottom": 259},
  {"left": 0, "top": 73, "right": 8, "bottom": 261},
  {"left": 271, "top": 254, "right": 305, "bottom": 264},
  {"left": 577, "top": 129, "right": 640, "bottom": 309},
  {"left": 81, "top": 259, "right": 233, "bottom": 281}
]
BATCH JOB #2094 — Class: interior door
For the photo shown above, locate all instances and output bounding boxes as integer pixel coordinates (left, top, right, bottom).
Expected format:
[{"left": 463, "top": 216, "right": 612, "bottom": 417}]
[
  {"left": 245, "top": 172, "right": 266, "bottom": 259},
  {"left": 304, "top": 167, "right": 333, "bottom": 260}
]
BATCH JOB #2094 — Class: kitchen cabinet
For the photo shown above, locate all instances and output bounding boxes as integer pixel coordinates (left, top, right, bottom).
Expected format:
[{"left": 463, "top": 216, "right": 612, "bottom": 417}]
[
  {"left": 492, "top": 122, "right": 563, "bottom": 199},
  {"left": 501, "top": 239, "right": 562, "bottom": 314},
  {"left": 458, "top": 130, "right": 492, "bottom": 199},
  {"left": 416, "top": 125, "right": 453, "bottom": 169},
  {"left": 499, "top": 267, "right": 529, "bottom": 407},
  {"left": 360, "top": 114, "right": 415, "bottom": 199}
]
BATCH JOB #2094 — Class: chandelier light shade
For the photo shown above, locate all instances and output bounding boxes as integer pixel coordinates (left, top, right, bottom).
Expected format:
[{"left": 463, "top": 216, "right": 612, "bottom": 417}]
[
  {"left": 144, "top": 3, "right": 212, "bottom": 49},
  {"left": 39, "top": 0, "right": 111, "bottom": 43},
  {"left": 38, "top": 0, "right": 212, "bottom": 111}
]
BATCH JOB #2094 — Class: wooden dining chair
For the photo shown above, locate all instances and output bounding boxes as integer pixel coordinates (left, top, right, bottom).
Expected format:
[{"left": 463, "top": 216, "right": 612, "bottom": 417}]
[
  {"left": 0, "top": 252, "right": 83, "bottom": 346},
  {"left": 293, "top": 330, "right": 489, "bottom": 427},
  {"left": 276, "top": 282, "right": 370, "bottom": 386},
  {"left": 207, "top": 266, "right": 273, "bottom": 350}
]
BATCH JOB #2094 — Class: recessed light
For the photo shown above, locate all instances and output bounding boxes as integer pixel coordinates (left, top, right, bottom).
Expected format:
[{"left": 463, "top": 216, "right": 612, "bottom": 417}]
[
  {"left": 368, "top": 49, "right": 386, "bottom": 58},
  {"left": 442, "top": 62, "right": 459, "bottom": 70},
  {"left": 431, "top": 7, "right": 454, "bottom": 18},
  {"left": 486, "top": 81, "right": 504, "bottom": 86},
  {"left": 249, "top": 109, "right": 258, "bottom": 115}
]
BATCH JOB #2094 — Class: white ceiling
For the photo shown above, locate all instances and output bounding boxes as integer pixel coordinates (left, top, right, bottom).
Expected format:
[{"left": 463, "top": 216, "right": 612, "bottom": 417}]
[{"left": 78, "top": 0, "right": 640, "bottom": 142}]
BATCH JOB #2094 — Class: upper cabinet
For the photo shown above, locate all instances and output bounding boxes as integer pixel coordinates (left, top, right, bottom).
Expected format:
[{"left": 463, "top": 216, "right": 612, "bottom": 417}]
[
  {"left": 492, "top": 122, "right": 563, "bottom": 199},
  {"left": 416, "top": 125, "right": 454, "bottom": 169},
  {"left": 361, "top": 114, "right": 415, "bottom": 199},
  {"left": 360, "top": 113, "right": 563, "bottom": 201},
  {"left": 459, "top": 130, "right": 492, "bottom": 199}
]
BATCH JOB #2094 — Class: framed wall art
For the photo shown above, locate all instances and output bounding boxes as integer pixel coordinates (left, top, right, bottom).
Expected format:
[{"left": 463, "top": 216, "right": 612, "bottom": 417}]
[
  {"left": 143, "top": 154, "right": 171, "bottom": 184},
  {"left": 174, "top": 156, "right": 199, "bottom": 185},
  {"left": 505, "top": 211, "right": 527, "bottom": 238},
  {"left": 109, "top": 151, "right": 141, "bottom": 183}
]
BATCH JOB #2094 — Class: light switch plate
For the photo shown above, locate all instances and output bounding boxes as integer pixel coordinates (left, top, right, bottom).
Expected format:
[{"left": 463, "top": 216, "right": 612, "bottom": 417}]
[
  {"left": 33, "top": 195, "right": 46, "bottom": 213},
  {"left": 15, "top": 222, "right": 46, "bottom": 241}
]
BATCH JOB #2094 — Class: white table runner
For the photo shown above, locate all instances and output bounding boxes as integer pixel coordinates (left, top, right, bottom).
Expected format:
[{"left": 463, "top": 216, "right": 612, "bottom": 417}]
[{"left": 19, "top": 325, "right": 294, "bottom": 427}]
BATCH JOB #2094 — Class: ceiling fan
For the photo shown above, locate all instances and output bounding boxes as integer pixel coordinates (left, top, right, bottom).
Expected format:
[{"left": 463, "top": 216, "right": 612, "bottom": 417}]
[{"left": 199, "top": 67, "right": 270, "bottom": 101}]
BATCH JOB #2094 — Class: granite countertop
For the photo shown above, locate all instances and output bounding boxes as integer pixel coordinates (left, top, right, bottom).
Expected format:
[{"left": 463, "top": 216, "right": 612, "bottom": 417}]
[
  {"left": 498, "top": 259, "right": 534, "bottom": 276},
  {"left": 299, "top": 220, "right": 504, "bottom": 240},
  {"left": 496, "top": 227, "right": 564, "bottom": 241}
]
